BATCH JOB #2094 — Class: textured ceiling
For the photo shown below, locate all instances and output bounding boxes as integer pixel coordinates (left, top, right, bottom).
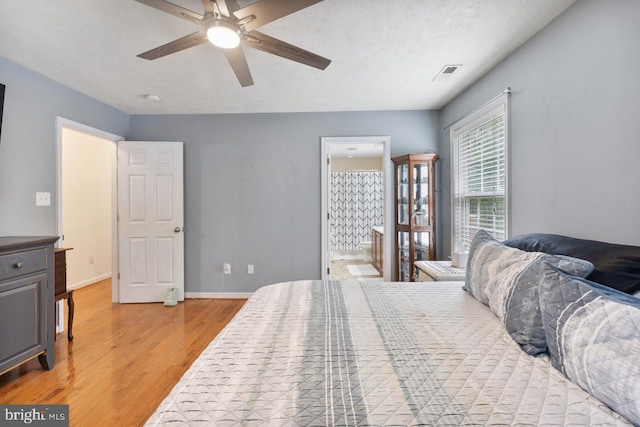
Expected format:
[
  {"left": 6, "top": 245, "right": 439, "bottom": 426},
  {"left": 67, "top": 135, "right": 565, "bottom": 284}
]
[{"left": 0, "top": 0, "right": 574, "bottom": 115}]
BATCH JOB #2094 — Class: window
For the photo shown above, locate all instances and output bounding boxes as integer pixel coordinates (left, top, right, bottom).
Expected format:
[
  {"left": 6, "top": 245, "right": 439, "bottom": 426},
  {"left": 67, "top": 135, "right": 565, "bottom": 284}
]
[{"left": 451, "top": 92, "right": 509, "bottom": 257}]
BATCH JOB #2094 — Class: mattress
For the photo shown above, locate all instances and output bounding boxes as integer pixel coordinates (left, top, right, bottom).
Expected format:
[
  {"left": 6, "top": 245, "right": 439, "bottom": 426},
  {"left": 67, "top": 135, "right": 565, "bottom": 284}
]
[{"left": 146, "top": 280, "right": 631, "bottom": 426}]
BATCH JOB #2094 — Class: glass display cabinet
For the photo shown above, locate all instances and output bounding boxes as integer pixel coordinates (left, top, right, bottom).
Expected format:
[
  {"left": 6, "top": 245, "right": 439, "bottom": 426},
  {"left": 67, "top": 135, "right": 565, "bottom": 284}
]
[{"left": 392, "top": 153, "right": 439, "bottom": 281}]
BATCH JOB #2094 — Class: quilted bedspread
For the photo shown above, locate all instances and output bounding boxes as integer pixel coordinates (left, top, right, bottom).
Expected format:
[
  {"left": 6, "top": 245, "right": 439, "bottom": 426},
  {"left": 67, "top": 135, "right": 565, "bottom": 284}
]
[{"left": 146, "top": 281, "right": 631, "bottom": 426}]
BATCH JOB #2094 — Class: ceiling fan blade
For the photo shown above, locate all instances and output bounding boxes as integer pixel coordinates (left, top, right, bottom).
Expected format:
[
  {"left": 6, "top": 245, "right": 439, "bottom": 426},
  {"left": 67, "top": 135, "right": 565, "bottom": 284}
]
[
  {"left": 134, "top": 0, "right": 204, "bottom": 25},
  {"left": 222, "top": 47, "right": 254, "bottom": 87},
  {"left": 234, "top": 0, "right": 323, "bottom": 32},
  {"left": 202, "top": 0, "right": 214, "bottom": 14},
  {"left": 215, "top": 0, "right": 241, "bottom": 17},
  {"left": 137, "top": 31, "right": 208, "bottom": 60},
  {"left": 245, "top": 30, "right": 331, "bottom": 70}
]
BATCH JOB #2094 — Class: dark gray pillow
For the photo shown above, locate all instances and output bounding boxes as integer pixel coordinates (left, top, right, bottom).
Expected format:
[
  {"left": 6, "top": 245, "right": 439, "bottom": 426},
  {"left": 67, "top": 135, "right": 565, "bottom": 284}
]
[
  {"left": 466, "top": 230, "right": 593, "bottom": 355},
  {"left": 539, "top": 263, "right": 640, "bottom": 425},
  {"left": 504, "top": 233, "right": 640, "bottom": 294}
]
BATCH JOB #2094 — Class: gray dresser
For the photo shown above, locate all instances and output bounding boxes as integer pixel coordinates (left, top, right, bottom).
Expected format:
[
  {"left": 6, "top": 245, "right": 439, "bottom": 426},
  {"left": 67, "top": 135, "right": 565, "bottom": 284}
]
[{"left": 0, "top": 236, "right": 59, "bottom": 375}]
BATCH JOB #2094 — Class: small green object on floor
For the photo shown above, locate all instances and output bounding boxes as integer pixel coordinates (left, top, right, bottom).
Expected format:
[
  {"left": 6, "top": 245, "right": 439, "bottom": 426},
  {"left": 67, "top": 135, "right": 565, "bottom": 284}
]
[{"left": 163, "top": 288, "right": 178, "bottom": 307}]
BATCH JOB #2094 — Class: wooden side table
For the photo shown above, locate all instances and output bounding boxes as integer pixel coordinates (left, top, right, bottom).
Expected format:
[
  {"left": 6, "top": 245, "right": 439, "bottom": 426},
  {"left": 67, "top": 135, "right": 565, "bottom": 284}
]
[
  {"left": 415, "top": 260, "right": 466, "bottom": 282},
  {"left": 55, "top": 248, "right": 74, "bottom": 341}
]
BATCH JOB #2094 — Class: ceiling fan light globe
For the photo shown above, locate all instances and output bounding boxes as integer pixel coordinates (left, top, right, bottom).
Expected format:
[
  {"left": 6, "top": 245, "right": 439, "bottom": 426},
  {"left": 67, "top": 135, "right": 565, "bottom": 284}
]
[{"left": 207, "top": 22, "right": 241, "bottom": 49}]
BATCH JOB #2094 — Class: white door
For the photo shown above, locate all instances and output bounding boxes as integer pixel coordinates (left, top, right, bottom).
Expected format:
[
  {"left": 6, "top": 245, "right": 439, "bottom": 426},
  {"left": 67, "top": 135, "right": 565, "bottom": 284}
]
[
  {"left": 325, "top": 152, "right": 333, "bottom": 279},
  {"left": 117, "top": 141, "right": 184, "bottom": 303},
  {"left": 320, "top": 142, "right": 332, "bottom": 279}
]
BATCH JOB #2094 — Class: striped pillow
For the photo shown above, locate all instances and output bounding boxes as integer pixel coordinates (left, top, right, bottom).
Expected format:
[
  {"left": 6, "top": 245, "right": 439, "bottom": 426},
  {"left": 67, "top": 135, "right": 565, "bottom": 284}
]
[
  {"left": 465, "top": 230, "right": 593, "bottom": 355},
  {"left": 539, "top": 263, "right": 640, "bottom": 425}
]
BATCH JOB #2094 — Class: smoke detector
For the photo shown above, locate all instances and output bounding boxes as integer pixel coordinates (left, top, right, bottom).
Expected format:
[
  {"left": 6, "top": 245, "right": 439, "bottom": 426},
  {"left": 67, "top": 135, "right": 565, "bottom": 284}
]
[{"left": 144, "top": 94, "right": 161, "bottom": 102}]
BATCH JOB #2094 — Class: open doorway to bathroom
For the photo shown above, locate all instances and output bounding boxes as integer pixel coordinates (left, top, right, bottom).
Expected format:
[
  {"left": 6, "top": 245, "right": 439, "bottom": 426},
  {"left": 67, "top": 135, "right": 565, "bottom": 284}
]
[
  {"left": 330, "top": 158, "right": 383, "bottom": 280},
  {"left": 321, "top": 136, "right": 392, "bottom": 282}
]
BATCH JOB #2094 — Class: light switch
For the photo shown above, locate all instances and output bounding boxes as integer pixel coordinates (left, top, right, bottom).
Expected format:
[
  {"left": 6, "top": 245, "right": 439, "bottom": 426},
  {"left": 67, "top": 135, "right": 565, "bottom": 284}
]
[{"left": 36, "top": 192, "right": 51, "bottom": 206}]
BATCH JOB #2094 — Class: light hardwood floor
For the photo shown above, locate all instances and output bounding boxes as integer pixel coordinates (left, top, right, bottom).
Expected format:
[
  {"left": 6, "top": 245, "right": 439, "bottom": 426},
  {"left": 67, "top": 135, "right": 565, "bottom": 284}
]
[{"left": 0, "top": 279, "right": 246, "bottom": 426}]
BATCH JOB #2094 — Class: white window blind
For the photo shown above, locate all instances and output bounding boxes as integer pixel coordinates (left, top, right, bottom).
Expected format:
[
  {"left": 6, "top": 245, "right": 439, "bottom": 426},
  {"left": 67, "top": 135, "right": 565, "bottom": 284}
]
[{"left": 451, "top": 92, "right": 509, "bottom": 255}]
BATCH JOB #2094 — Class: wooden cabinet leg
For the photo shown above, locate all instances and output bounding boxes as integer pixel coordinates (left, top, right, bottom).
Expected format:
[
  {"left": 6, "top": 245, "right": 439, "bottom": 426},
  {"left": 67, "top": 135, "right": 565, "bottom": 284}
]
[
  {"left": 38, "top": 352, "right": 53, "bottom": 370},
  {"left": 67, "top": 291, "right": 74, "bottom": 341}
]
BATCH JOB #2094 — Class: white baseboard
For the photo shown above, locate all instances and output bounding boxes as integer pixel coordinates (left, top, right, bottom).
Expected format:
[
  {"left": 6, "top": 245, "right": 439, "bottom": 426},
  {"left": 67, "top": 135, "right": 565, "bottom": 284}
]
[
  {"left": 68, "top": 273, "right": 112, "bottom": 290},
  {"left": 185, "top": 292, "right": 253, "bottom": 299},
  {"left": 65, "top": 277, "right": 251, "bottom": 299}
]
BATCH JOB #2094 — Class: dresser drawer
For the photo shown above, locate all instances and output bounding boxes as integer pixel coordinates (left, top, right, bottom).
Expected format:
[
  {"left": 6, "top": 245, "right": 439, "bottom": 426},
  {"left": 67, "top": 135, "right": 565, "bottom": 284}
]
[{"left": 0, "top": 249, "right": 47, "bottom": 281}]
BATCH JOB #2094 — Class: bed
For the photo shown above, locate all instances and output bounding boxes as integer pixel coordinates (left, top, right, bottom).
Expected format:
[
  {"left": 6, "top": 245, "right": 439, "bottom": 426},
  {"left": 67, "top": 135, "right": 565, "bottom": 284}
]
[{"left": 146, "top": 233, "right": 640, "bottom": 426}]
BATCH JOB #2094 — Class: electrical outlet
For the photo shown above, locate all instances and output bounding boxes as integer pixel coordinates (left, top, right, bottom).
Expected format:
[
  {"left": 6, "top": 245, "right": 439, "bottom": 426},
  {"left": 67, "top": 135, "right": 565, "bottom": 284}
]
[
  {"left": 223, "top": 263, "right": 231, "bottom": 275},
  {"left": 36, "top": 192, "right": 51, "bottom": 206},
  {"left": 88, "top": 255, "right": 95, "bottom": 265},
  {"left": 248, "top": 264, "right": 254, "bottom": 274}
]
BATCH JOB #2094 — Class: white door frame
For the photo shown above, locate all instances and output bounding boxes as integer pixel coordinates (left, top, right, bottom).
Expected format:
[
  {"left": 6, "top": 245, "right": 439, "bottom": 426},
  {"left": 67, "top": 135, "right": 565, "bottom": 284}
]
[
  {"left": 56, "top": 117, "right": 124, "bottom": 302},
  {"left": 321, "top": 136, "right": 393, "bottom": 282}
]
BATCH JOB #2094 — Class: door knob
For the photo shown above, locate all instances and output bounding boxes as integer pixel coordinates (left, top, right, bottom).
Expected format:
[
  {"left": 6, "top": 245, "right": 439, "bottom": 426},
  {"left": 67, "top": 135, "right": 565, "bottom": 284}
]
[{"left": 174, "top": 227, "right": 183, "bottom": 233}]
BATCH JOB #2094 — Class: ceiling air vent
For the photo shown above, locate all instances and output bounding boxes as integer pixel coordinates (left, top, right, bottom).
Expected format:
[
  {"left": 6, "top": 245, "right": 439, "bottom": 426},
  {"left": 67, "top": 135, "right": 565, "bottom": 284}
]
[{"left": 433, "top": 64, "right": 462, "bottom": 82}]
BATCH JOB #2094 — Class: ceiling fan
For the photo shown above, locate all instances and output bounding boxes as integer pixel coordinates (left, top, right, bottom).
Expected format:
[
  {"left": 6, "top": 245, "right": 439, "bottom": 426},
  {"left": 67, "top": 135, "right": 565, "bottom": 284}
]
[{"left": 134, "top": 0, "right": 331, "bottom": 87}]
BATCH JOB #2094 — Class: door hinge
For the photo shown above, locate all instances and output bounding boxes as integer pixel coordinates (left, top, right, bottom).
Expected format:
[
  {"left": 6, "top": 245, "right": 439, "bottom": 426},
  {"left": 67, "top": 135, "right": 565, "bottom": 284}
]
[
  {"left": 117, "top": 273, "right": 120, "bottom": 280},
  {"left": 327, "top": 212, "right": 330, "bottom": 220},
  {"left": 327, "top": 157, "right": 330, "bottom": 165},
  {"left": 327, "top": 267, "right": 330, "bottom": 275}
]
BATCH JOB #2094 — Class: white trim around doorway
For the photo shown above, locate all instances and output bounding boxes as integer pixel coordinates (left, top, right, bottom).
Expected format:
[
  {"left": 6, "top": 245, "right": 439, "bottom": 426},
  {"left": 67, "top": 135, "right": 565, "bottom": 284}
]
[{"left": 55, "top": 117, "right": 124, "bottom": 302}]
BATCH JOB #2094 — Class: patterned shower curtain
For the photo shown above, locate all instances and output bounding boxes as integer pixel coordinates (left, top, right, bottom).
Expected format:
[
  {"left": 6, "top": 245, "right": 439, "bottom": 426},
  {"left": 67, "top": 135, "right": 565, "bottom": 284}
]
[{"left": 330, "top": 171, "right": 383, "bottom": 251}]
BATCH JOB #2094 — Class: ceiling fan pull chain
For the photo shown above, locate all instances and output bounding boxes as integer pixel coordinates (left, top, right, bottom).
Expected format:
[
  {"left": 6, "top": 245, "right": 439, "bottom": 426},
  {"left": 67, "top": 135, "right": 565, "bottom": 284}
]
[{"left": 211, "top": 1, "right": 222, "bottom": 19}]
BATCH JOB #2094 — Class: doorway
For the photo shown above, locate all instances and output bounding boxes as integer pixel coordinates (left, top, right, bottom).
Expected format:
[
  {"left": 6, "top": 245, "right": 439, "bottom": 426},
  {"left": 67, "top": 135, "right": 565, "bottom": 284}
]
[
  {"left": 56, "top": 117, "right": 123, "bottom": 302},
  {"left": 321, "top": 136, "right": 393, "bottom": 282}
]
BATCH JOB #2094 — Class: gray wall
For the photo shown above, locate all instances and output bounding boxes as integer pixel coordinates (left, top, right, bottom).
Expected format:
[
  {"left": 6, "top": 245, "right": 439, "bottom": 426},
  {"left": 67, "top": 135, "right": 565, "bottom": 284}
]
[
  {"left": 0, "top": 56, "right": 129, "bottom": 235},
  {"left": 0, "top": 52, "right": 439, "bottom": 294},
  {"left": 129, "top": 111, "right": 439, "bottom": 293},
  {"left": 438, "top": 0, "right": 640, "bottom": 258}
]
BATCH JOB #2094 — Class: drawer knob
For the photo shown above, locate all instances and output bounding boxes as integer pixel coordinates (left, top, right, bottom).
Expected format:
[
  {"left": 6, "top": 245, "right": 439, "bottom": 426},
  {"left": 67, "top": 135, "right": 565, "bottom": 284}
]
[{"left": 13, "top": 262, "right": 24, "bottom": 270}]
